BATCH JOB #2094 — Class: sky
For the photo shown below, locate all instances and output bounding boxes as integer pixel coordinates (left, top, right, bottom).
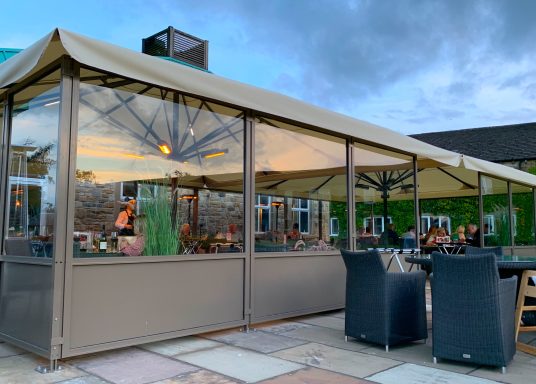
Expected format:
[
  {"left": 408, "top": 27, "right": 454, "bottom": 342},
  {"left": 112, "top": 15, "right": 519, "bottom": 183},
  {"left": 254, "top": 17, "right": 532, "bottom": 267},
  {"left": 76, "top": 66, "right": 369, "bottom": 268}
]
[{"left": 2, "top": 0, "right": 536, "bottom": 134}]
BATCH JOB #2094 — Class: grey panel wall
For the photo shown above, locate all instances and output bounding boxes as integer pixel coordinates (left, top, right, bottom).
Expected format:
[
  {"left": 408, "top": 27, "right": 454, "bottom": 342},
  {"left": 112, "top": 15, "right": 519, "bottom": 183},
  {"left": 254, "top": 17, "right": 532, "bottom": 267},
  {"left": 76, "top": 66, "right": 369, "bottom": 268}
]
[
  {"left": 0, "top": 261, "right": 52, "bottom": 352},
  {"left": 67, "top": 258, "right": 244, "bottom": 349},
  {"left": 252, "top": 254, "right": 345, "bottom": 321}
]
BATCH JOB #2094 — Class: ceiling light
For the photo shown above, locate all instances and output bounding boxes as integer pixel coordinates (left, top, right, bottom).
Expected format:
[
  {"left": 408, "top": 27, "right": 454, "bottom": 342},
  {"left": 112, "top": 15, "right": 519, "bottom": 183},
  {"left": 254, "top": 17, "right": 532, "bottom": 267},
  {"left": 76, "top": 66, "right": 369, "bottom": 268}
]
[
  {"left": 44, "top": 100, "right": 60, "bottom": 107},
  {"left": 158, "top": 142, "right": 172, "bottom": 155}
]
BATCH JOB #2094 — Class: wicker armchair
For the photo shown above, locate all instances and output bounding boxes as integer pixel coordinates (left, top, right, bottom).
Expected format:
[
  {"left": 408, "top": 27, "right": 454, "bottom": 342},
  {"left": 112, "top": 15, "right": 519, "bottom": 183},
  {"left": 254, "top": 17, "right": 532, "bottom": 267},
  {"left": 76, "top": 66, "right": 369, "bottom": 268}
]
[
  {"left": 340, "top": 249, "right": 427, "bottom": 351},
  {"left": 431, "top": 251, "right": 516, "bottom": 372},
  {"left": 465, "top": 245, "right": 503, "bottom": 257}
]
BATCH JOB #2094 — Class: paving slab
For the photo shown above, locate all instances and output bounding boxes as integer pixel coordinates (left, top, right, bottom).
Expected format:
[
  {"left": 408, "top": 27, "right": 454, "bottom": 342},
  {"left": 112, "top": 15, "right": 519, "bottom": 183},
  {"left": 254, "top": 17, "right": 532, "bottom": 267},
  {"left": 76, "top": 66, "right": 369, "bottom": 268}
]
[
  {"left": 69, "top": 347, "right": 198, "bottom": 384},
  {"left": 257, "top": 366, "right": 376, "bottom": 383},
  {"left": 153, "top": 369, "right": 240, "bottom": 383},
  {"left": 367, "top": 363, "right": 501, "bottom": 384},
  {"left": 176, "top": 345, "right": 303, "bottom": 383},
  {"left": 254, "top": 321, "right": 312, "bottom": 335},
  {"left": 279, "top": 324, "right": 370, "bottom": 352},
  {"left": 59, "top": 376, "right": 111, "bottom": 384},
  {"left": 293, "top": 315, "right": 345, "bottom": 331},
  {"left": 470, "top": 353, "right": 536, "bottom": 384},
  {"left": 359, "top": 342, "right": 476, "bottom": 374},
  {"left": 0, "top": 354, "right": 85, "bottom": 384},
  {"left": 271, "top": 342, "right": 401, "bottom": 378},
  {"left": 206, "top": 329, "right": 308, "bottom": 353},
  {"left": 139, "top": 336, "right": 223, "bottom": 356}
]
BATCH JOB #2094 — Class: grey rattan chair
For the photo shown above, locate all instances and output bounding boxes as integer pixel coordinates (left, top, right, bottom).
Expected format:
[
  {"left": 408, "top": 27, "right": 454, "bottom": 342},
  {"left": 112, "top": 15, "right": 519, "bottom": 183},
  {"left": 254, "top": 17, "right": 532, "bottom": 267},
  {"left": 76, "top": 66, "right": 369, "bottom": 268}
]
[
  {"left": 340, "top": 249, "right": 428, "bottom": 351},
  {"left": 431, "top": 251, "right": 516, "bottom": 372},
  {"left": 465, "top": 245, "right": 503, "bottom": 257}
]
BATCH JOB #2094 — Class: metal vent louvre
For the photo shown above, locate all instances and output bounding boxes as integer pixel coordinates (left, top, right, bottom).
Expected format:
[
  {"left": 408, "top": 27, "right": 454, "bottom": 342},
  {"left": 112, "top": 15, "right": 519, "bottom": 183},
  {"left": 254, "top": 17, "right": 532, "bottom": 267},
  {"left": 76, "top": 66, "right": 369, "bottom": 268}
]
[{"left": 142, "top": 26, "right": 208, "bottom": 70}]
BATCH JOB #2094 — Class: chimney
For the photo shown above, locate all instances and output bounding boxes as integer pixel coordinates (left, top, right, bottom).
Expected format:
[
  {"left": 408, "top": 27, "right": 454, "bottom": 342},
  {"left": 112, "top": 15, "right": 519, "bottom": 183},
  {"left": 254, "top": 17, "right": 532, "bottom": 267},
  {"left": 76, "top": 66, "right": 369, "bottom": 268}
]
[{"left": 142, "top": 26, "right": 208, "bottom": 71}]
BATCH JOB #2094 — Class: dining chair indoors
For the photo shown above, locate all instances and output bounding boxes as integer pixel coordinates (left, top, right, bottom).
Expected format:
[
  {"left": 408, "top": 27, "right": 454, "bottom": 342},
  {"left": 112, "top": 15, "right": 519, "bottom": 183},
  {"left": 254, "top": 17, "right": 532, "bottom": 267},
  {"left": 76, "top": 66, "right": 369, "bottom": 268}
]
[
  {"left": 340, "top": 249, "right": 427, "bottom": 351},
  {"left": 465, "top": 245, "right": 503, "bottom": 257},
  {"left": 431, "top": 251, "right": 516, "bottom": 373}
]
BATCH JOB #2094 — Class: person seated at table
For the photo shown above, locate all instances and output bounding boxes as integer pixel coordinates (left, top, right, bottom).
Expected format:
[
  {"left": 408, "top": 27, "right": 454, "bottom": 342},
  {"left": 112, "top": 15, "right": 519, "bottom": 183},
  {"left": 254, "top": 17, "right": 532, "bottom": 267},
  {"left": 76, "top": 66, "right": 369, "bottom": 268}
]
[
  {"left": 424, "top": 226, "right": 438, "bottom": 246},
  {"left": 401, "top": 225, "right": 417, "bottom": 240},
  {"left": 380, "top": 223, "right": 399, "bottom": 247},
  {"left": 180, "top": 223, "right": 191, "bottom": 239},
  {"left": 466, "top": 223, "right": 481, "bottom": 247},
  {"left": 226, "top": 223, "right": 242, "bottom": 242},
  {"left": 434, "top": 227, "right": 451, "bottom": 243},
  {"left": 451, "top": 225, "right": 466, "bottom": 243},
  {"left": 288, "top": 222, "right": 301, "bottom": 240}
]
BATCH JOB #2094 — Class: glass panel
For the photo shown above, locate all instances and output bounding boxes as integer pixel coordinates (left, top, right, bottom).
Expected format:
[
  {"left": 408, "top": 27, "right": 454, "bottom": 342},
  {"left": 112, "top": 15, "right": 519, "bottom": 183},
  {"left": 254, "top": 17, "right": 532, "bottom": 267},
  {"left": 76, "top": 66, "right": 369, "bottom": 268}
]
[
  {"left": 255, "top": 117, "right": 347, "bottom": 252},
  {"left": 5, "top": 70, "right": 61, "bottom": 257},
  {"left": 512, "top": 183, "right": 535, "bottom": 246},
  {"left": 420, "top": 197, "right": 479, "bottom": 245},
  {"left": 482, "top": 176, "right": 511, "bottom": 247},
  {"left": 354, "top": 143, "right": 415, "bottom": 249},
  {"left": 74, "top": 69, "right": 244, "bottom": 257}
]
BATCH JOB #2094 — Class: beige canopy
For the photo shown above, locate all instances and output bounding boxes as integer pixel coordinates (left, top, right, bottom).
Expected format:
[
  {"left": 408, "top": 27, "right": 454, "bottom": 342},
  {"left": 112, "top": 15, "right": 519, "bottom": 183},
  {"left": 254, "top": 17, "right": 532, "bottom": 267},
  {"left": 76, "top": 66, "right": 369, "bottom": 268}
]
[{"left": 1, "top": 28, "right": 536, "bottom": 192}]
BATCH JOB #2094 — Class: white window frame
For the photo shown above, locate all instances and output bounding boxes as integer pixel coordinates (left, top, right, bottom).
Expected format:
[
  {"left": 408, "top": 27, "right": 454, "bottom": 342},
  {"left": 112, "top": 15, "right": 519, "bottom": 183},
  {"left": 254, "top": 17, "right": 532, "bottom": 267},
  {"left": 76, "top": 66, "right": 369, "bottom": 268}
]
[
  {"left": 364, "top": 216, "right": 392, "bottom": 236},
  {"left": 292, "top": 198, "right": 310, "bottom": 234},
  {"left": 330, "top": 217, "right": 339, "bottom": 236},
  {"left": 255, "top": 195, "right": 271, "bottom": 233},
  {"left": 421, "top": 214, "right": 451, "bottom": 234}
]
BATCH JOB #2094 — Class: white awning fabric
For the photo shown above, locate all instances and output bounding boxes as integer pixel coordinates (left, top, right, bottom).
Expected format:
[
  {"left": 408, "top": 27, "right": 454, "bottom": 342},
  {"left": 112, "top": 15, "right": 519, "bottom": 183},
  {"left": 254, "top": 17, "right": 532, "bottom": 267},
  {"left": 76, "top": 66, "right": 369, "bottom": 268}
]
[{"left": 1, "top": 28, "right": 536, "bottom": 188}]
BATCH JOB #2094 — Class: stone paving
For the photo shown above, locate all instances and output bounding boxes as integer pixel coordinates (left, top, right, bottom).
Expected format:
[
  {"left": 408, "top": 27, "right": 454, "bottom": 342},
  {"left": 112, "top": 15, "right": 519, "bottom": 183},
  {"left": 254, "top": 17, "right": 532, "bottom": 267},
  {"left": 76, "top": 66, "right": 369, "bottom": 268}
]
[{"left": 1, "top": 286, "right": 536, "bottom": 383}]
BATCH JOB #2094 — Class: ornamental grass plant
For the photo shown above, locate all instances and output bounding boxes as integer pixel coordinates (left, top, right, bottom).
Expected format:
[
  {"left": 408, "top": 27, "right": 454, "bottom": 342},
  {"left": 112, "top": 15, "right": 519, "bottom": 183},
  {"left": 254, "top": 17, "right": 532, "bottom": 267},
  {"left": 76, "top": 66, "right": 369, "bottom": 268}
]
[{"left": 140, "top": 184, "right": 179, "bottom": 256}]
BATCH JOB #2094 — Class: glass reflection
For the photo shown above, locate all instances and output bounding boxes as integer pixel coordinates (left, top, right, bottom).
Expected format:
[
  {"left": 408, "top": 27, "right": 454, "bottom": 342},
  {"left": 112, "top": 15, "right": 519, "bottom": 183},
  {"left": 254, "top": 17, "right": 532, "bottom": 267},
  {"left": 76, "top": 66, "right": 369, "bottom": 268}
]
[
  {"left": 254, "top": 118, "right": 347, "bottom": 252},
  {"left": 353, "top": 143, "right": 415, "bottom": 249},
  {"left": 481, "top": 176, "right": 511, "bottom": 247},
  {"left": 5, "top": 71, "right": 60, "bottom": 257},
  {"left": 73, "top": 71, "right": 244, "bottom": 257},
  {"left": 512, "top": 183, "right": 535, "bottom": 246}
]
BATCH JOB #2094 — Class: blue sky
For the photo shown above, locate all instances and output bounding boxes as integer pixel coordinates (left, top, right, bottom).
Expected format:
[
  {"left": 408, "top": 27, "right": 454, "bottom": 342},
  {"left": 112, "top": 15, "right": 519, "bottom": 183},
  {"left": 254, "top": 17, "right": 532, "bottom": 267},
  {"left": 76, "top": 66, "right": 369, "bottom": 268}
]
[{"left": 2, "top": 0, "right": 536, "bottom": 134}]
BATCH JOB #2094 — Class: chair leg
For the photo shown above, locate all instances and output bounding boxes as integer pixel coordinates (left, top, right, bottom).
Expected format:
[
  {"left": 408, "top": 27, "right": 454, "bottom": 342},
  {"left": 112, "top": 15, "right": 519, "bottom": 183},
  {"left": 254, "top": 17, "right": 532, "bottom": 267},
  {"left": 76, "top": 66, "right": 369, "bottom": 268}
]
[
  {"left": 501, "top": 366, "right": 506, "bottom": 374},
  {"left": 433, "top": 357, "right": 437, "bottom": 364},
  {"left": 385, "top": 345, "right": 389, "bottom": 352}
]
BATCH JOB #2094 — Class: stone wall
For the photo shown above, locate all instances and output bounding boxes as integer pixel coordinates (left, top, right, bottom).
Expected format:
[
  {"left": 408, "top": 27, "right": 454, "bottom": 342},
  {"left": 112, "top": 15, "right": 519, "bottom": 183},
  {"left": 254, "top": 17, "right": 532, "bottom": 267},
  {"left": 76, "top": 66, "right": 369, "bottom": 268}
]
[{"left": 74, "top": 181, "right": 116, "bottom": 233}]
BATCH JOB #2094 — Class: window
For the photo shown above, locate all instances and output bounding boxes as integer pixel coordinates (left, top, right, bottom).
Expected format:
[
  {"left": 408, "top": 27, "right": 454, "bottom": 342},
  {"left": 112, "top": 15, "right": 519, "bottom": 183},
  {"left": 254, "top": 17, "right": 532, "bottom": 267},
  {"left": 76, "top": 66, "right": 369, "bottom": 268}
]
[
  {"left": 292, "top": 199, "right": 310, "bottom": 234},
  {"left": 255, "top": 117, "right": 347, "bottom": 251},
  {"left": 421, "top": 215, "right": 451, "bottom": 234},
  {"left": 484, "top": 214, "right": 495, "bottom": 234},
  {"left": 364, "top": 216, "right": 392, "bottom": 236},
  {"left": 255, "top": 195, "right": 271, "bottom": 233},
  {"left": 73, "top": 69, "right": 245, "bottom": 256},
  {"left": 330, "top": 217, "right": 339, "bottom": 236}
]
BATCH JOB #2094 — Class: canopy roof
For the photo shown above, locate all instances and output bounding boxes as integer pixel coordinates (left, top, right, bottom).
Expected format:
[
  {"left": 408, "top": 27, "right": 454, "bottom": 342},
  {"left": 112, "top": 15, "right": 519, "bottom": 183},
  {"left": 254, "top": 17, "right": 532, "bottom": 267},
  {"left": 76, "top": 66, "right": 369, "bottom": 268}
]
[{"left": 1, "top": 28, "right": 536, "bottom": 192}]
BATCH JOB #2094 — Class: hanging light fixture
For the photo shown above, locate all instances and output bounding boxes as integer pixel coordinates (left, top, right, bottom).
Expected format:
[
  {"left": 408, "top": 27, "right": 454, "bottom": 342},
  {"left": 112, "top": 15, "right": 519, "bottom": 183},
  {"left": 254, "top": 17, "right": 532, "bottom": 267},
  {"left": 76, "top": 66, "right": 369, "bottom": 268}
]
[{"left": 158, "top": 142, "right": 172, "bottom": 155}]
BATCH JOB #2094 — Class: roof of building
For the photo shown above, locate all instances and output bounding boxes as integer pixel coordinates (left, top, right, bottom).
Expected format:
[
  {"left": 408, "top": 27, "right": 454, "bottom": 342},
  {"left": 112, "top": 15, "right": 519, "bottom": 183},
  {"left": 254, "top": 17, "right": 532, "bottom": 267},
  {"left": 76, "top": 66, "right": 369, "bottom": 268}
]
[
  {"left": 410, "top": 122, "right": 536, "bottom": 162},
  {"left": 0, "top": 48, "right": 21, "bottom": 63}
]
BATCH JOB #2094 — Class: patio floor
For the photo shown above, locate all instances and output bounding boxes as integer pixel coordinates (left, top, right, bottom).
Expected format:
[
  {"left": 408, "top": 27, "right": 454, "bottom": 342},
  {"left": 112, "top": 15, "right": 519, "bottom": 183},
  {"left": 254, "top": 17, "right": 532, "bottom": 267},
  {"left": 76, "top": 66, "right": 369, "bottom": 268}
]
[{"left": 1, "top": 284, "right": 536, "bottom": 384}]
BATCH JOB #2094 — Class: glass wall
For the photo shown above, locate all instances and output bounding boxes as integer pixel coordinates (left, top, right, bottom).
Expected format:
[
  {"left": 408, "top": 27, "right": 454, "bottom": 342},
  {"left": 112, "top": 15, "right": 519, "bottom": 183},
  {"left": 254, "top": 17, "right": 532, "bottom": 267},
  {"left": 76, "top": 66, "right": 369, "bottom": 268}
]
[
  {"left": 512, "top": 183, "right": 535, "bottom": 246},
  {"left": 482, "top": 175, "right": 511, "bottom": 247},
  {"left": 73, "top": 68, "right": 244, "bottom": 257},
  {"left": 4, "top": 70, "right": 61, "bottom": 257},
  {"left": 254, "top": 117, "right": 347, "bottom": 252},
  {"left": 353, "top": 143, "right": 415, "bottom": 249}
]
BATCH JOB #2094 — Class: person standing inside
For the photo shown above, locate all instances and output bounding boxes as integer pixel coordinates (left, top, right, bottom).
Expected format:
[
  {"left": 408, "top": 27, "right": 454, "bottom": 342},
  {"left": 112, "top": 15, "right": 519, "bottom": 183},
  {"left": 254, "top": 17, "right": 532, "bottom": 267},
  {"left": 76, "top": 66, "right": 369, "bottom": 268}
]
[{"left": 115, "top": 199, "right": 136, "bottom": 236}]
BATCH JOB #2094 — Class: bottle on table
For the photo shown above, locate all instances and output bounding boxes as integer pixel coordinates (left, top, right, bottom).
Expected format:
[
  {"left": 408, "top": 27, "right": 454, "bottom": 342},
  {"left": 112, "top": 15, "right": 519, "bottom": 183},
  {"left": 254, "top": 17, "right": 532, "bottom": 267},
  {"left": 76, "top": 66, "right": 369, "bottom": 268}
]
[
  {"left": 111, "top": 232, "right": 118, "bottom": 253},
  {"left": 99, "top": 225, "right": 107, "bottom": 253}
]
